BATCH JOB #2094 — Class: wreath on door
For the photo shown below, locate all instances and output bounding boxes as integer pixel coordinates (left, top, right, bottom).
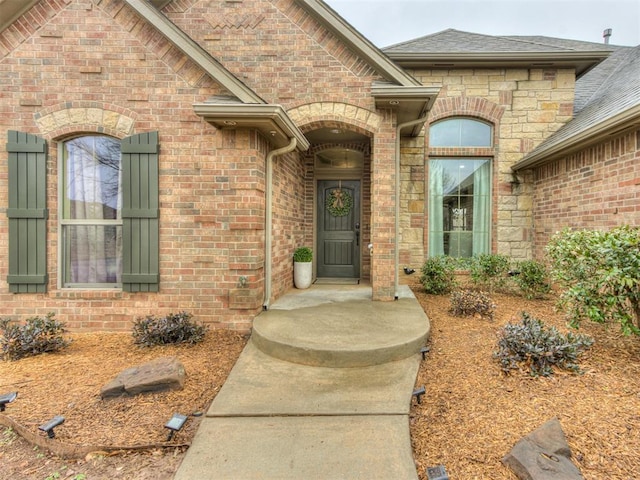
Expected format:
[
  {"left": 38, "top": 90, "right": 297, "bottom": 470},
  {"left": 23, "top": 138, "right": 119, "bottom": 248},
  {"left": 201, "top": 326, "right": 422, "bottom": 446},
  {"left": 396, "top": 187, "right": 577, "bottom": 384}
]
[{"left": 326, "top": 186, "right": 353, "bottom": 217}]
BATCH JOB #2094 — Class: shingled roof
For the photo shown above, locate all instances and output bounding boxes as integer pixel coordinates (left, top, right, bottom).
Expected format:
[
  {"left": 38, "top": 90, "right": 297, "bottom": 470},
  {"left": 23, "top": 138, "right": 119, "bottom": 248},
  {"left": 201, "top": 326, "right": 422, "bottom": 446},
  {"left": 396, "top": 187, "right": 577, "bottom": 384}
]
[
  {"left": 513, "top": 44, "right": 640, "bottom": 170},
  {"left": 383, "top": 29, "right": 612, "bottom": 76}
]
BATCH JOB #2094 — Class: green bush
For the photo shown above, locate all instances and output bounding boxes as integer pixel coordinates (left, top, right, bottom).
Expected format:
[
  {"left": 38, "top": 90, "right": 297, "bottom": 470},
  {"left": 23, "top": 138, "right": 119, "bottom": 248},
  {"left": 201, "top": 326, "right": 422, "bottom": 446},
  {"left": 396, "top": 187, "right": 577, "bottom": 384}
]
[
  {"left": 511, "top": 259, "right": 551, "bottom": 299},
  {"left": 132, "top": 311, "right": 207, "bottom": 347},
  {"left": 420, "top": 255, "right": 458, "bottom": 294},
  {"left": 469, "top": 253, "right": 511, "bottom": 291},
  {"left": 293, "top": 247, "right": 313, "bottom": 262},
  {"left": 547, "top": 226, "right": 640, "bottom": 335},
  {"left": 0, "top": 313, "right": 70, "bottom": 361},
  {"left": 449, "top": 289, "right": 496, "bottom": 319},
  {"left": 494, "top": 312, "right": 594, "bottom": 377}
]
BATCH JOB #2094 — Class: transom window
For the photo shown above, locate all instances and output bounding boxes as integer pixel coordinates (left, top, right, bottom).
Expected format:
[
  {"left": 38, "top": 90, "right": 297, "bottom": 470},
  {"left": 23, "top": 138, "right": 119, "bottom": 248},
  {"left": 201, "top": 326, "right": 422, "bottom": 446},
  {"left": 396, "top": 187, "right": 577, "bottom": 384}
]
[
  {"left": 428, "top": 118, "right": 493, "bottom": 258},
  {"left": 429, "top": 118, "right": 492, "bottom": 147},
  {"left": 61, "top": 136, "right": 122, "bottom": 287}
]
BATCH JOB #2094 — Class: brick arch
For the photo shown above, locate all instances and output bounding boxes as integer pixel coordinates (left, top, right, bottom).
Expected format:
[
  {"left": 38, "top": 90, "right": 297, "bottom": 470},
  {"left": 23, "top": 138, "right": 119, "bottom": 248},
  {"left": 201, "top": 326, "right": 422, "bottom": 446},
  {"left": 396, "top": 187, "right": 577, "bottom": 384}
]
[
  {"left": 34, "top": 102, "right": 137, "bottom": 140},
  {"left": 429, "top": 96, "right": 504, "bottom": 125},
  {"left": 288, "top": 102, "right": 381, "bottom": 136}
]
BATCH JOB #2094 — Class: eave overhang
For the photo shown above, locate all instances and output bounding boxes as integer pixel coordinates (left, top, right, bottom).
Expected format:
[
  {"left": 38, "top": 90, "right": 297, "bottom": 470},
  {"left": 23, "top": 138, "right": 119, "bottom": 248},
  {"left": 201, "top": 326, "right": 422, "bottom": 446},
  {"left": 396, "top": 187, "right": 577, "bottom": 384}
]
[
  {"left": 193, "top": 103, "right": 311, "bottom": 151},
  {"left": 295, "top": 0, "right": 421, "bottom": 87},
  {"left": 512, "top": 104, "right": 640, "bottom": 171},
  {"left": 386, "top": 51, "right": 612, "bottom": 78},
  {"left": 372, "top": 85, "right": 441, "bottom": 136}
]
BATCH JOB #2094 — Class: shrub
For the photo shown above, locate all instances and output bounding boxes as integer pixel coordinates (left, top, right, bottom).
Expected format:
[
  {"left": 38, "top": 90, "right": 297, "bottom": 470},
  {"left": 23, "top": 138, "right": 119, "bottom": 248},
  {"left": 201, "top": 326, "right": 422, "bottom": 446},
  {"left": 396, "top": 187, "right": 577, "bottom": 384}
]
[
  {"left": 469, "top": 253, "right": 510, "bottom": 291},
  {"left": 293, "top": 247, "right": 313, "bottom": 262},
  {"left": 0, "top": 313, "right": 70, "bottom": 361},
  {"left": 420, "top": 256, "right": 458, "bottom": 294},
  {"left": 449, "top": 289, "right": 496, "bottom": 319},
  {"left": 132, "top": 311, "right": 207, "bottom": 347},
  {"left": 511, "top": 259, "right": 551, "bottom": 299},
  {"left": 494, "top": 312, "right": 594, "bottom": 377},
  {"left": 547, "top": 226, "right": 640, "bottom": 335}
]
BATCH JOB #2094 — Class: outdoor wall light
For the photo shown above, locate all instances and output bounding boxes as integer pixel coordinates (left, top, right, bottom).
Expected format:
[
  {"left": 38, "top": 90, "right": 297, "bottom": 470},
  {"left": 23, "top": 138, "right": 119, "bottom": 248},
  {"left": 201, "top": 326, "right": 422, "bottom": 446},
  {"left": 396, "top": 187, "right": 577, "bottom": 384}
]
[
  {"left": 39, "top": 415, "right": 65, "bottom": 439},
  {"left": 403, "top": 267, "right": 415, "bottom": 275},
  {"left": 0, "top": 392, "right": 17, "bottom": 412},
  {"left": 420, "top": 346, "right": 430, "bottom": 360},
  {"left": 412, "top": 386, "right": 426, "bottom": 404},
  {"left": 426, "top": 465, "right": 449, "bottom": 480},
  {"left": 165, "top": 413, "right": 188, "bottom": 441}
]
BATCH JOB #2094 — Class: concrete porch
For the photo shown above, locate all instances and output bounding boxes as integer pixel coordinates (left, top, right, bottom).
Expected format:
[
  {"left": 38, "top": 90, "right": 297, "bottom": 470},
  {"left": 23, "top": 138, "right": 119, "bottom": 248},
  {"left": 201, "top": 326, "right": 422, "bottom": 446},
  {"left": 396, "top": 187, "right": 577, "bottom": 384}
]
[{"left": 173, "top": 283, "right": 430, "bottom": 479}]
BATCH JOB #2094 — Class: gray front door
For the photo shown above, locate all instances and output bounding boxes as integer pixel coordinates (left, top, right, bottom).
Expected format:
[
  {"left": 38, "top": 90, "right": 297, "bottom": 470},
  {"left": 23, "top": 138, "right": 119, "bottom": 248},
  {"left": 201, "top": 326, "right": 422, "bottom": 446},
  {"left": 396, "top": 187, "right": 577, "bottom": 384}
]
[{"left": 317, "top": 180, "right": 360, "bottom": 278}]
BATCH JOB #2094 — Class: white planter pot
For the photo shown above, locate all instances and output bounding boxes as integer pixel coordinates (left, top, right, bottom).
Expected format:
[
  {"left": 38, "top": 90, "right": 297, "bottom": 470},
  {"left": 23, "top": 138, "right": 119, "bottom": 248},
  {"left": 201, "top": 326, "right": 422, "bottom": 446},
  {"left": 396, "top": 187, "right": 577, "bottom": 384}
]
[{"left": 293, "top": 261, "right": 313, "bottom": 289}]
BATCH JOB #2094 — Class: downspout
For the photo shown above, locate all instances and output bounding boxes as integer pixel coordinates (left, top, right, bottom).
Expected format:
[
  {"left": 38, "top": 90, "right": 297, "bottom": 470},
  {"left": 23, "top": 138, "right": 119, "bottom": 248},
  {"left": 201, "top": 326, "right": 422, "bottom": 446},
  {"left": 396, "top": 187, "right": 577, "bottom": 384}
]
[
  {"left": 395, "top": 115, "right": 430, "bottom": 299},
  {"left": 263, "top": 137, "right": 298, "bottom": 310}
]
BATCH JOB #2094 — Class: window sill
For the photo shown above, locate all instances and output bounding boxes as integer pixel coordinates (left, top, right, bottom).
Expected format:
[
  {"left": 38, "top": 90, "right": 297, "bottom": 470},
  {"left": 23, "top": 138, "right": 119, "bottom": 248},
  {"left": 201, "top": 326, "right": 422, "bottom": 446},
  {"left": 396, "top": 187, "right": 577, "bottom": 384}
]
[{"left": 51, "top": 289, "right": 125, "bottom": 300}]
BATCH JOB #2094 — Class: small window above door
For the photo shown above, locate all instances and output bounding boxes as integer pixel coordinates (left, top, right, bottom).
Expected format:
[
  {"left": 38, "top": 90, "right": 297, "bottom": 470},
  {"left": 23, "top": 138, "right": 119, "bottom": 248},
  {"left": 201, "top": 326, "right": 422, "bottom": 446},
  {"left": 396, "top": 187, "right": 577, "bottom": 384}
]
[{"left": 315, "top": 148, "right": 363, "bottom": 172}]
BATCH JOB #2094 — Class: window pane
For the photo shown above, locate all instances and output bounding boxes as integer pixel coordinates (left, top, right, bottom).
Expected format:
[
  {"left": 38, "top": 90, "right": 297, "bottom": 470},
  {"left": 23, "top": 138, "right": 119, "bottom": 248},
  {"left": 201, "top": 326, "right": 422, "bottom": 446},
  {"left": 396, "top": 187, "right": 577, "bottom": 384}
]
[
  {"left": 63, "top": 225, "right": 122, "bottom": 285},
  {"left": 429, "top": 158, "right": 491, "bottom": 258},
  {"left": 429, "top": 118, "right": 492, "bottom": 147},
  {"left": 63, "top": 136, "right": 122, "bottom": 220}
]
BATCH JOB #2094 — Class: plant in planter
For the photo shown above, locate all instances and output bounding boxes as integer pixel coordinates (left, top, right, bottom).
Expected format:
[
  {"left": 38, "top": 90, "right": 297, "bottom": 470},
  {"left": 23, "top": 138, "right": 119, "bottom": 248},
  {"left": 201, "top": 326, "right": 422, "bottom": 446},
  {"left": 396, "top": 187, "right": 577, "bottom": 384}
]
[{"left": 293, "top": 247, "right": 313, "bottom": 289}]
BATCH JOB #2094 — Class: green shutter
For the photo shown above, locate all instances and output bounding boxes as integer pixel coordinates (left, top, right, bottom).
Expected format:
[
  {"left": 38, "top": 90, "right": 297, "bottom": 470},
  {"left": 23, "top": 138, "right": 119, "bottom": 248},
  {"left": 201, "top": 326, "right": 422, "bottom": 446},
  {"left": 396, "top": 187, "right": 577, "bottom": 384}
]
[
  {"left": 121, "top": 131, "right": 159, "bottom": 292},
  {"left": 6, "top": 131, "right": 48, "bottom": 293}
]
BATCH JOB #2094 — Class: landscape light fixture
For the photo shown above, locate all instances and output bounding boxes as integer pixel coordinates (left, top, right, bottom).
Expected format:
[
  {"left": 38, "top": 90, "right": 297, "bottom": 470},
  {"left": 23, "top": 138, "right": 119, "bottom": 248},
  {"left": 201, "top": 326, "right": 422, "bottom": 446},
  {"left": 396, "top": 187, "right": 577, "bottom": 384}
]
[
  {"left": 420, "top": 346, "right": 430, "bottom": 360},
  {"left": 412, "top": 386, "right": 426, "bottom": 404},
  {"left": 426, "top": 465, "right": 449, "bottom": 480},
  {"left": 39, "top": 415, "right": 65, "bottom": 439},
  {"left": 0, "top": 392, "right": 17, "bottom": 412},
  {"left": 164, "top": 413, "right": 188, "bottom": 441}
]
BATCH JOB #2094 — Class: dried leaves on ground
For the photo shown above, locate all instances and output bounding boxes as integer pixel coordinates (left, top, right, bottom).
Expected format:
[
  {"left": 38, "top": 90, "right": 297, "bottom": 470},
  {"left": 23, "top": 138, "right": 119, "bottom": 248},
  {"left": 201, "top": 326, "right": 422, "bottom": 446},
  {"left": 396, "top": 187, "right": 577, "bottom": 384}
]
[{"left": 410, "top": 285, "right": 640, "bottom": 480}]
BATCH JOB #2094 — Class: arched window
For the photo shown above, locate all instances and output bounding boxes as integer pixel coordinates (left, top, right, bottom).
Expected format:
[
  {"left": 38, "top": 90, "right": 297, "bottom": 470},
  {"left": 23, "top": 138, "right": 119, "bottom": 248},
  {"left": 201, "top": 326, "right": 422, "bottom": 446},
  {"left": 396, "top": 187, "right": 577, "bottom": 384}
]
[
  {"left": 428, "top": 118, "right": 492, "bottom": 258},
  {"left": 61, "top": 135, "right": 122, "bottom": 287}
]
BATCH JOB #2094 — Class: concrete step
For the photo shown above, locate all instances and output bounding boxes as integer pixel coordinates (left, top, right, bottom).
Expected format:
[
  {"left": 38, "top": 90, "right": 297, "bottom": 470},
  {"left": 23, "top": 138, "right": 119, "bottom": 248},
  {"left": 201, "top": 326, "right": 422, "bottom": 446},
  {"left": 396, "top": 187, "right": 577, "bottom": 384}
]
[{"left": 252, "top": 295, "right": 430, "bottom": 368}]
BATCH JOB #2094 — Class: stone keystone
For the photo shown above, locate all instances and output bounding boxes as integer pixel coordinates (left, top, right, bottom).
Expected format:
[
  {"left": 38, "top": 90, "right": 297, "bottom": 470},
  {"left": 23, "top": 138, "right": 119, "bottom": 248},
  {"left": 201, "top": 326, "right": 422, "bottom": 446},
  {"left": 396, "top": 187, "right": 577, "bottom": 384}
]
[
  {"left": 503, "top": 417, "right": 584, "bottom": 480},
  {"left": 101, "top": 356, "right": 186, "bottom": 399}
]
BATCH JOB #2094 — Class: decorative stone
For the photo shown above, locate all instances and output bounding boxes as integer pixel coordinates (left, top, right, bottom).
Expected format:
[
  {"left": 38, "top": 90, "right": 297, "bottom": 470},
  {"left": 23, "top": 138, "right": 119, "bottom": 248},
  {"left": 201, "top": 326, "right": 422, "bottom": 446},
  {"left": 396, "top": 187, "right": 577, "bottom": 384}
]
[
  {"left": 503, "top": 418, "right": 584, "bottom": 480},
  {"left": 100, "top": 356, "right": 186, "bottom": 399}
]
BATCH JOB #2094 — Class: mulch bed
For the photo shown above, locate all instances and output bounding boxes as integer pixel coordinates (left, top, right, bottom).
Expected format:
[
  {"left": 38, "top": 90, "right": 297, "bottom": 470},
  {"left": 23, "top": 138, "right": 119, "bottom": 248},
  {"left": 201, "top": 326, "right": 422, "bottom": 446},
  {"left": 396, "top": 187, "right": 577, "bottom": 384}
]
[
  {"left": 1, "top": 288, "right": 639, "bottom": 479},
  {"left": 0, "top": 330, "right": 248, "bottom": 450},
  {"left": 409, "top": 285, "right": 640, "bottom": 480}
]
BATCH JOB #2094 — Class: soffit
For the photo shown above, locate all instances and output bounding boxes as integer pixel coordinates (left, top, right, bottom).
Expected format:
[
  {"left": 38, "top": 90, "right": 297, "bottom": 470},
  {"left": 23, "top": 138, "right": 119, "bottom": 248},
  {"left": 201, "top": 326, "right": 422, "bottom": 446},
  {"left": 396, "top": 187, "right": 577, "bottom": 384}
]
[{"left": 193, "top": 101, "right": 310, "bottom": 151}]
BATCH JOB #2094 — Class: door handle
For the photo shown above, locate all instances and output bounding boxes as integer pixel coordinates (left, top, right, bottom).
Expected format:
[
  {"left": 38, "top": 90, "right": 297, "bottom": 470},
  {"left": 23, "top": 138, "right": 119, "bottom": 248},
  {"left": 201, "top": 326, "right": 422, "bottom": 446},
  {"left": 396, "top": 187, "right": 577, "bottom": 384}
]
[{"left": 355, "top": 222, "right": 360, "bottom": 246}]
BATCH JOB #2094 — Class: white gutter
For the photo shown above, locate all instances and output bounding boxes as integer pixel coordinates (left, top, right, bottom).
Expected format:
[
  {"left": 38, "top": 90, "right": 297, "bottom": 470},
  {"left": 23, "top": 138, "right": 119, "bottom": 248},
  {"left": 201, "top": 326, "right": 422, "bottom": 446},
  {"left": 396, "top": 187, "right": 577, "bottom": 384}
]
[
  {"left": 394, "top": 115, "right": 430, "bottom": 299},
  {"left": 263, "top": 137, "right": 298, "bottom": 310}
]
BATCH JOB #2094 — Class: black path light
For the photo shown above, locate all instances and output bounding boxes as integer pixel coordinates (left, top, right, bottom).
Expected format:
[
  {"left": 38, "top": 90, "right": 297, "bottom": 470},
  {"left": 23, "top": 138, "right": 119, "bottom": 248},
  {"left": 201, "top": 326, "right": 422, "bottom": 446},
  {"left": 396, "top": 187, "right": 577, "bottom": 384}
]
[
  {"left": 39, "top": 415, "right": 65, "bottom": 439},
  {"left": 412, "top": 386, "right": 426, "bottom": 404},
  {"left": 0, "top": 392, "right": 17, "bottom": 412},
  {"left": 164, "top": 413, "right": 188, "bottom": 441},
  {"left": 420, "top": 346, "right": 430, "bottom": 360},
  {"left": 426, "top": 465, "right": 449, "bottom": 480}
]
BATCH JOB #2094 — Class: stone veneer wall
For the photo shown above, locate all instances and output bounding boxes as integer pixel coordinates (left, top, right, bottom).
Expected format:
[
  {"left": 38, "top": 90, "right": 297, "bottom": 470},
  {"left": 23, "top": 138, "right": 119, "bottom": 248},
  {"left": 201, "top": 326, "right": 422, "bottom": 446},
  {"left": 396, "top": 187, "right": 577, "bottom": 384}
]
[
  {"left": 530, "top": 128, "right": 640, "bottom": 259},
  {"left": 398, "top": 67, "right": 576, "bottom": 269}
]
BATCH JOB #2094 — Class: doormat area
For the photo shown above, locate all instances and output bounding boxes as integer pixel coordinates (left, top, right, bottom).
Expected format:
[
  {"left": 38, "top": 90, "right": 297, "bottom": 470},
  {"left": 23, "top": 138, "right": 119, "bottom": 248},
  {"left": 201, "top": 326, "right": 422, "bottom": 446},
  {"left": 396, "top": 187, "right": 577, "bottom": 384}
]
[{"left": 314, "top": 278, "right": 360, "bottom": 285}]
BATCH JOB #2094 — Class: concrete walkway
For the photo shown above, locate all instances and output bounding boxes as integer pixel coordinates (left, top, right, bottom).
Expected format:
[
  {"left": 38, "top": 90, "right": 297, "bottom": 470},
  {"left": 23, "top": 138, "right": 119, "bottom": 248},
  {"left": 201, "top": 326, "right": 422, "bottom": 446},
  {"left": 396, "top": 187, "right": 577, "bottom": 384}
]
[{"left": 174, "top": 284, "right": 430, "bottom": 479}]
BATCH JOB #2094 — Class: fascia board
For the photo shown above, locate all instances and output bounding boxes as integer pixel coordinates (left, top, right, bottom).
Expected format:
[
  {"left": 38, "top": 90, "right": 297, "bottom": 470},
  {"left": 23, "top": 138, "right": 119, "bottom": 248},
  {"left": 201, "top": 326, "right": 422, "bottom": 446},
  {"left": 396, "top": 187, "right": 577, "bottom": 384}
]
[
  {"left": 295, "top": 0, "right": 421, "bottom": 87},
  {"left": 387, "top": 51, "right": 611, "bottom": 76},
  {"left": 193, "top": 103, "right": 311, "bottom": 151},
  {"left": 372, "top": 85, "right": 440, "bottom": 135},
  {"left": 124, "top": 0, "right": 264, "bottom": 104},
  {"left": 512, "top": 104, "right": 640, "bottom": 171}
]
